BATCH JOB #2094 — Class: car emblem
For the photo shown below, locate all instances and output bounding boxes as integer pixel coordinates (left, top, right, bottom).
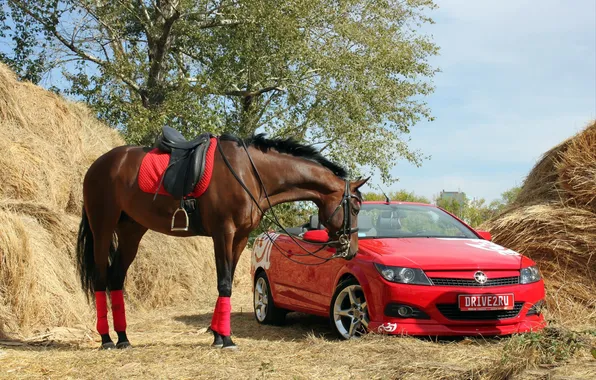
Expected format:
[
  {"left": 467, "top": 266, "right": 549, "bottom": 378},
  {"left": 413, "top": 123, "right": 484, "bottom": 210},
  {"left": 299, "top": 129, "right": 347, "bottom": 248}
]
[{"left": 474, "top": 271, "right": 488, "bottom": 284}]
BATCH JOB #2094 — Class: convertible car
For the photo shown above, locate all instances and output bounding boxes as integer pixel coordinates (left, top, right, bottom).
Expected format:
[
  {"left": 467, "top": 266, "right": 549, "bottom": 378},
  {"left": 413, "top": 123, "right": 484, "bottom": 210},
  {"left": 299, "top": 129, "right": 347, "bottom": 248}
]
[{"left": 250, "top": 201, "right": 546, "bottom": 339}]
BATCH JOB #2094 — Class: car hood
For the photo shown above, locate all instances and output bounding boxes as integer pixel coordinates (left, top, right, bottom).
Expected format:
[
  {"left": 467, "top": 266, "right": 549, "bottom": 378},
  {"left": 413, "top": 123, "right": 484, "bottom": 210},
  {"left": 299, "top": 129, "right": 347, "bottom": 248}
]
[{"left": 358, "top": 238, "right": 522, "bottom": 270}]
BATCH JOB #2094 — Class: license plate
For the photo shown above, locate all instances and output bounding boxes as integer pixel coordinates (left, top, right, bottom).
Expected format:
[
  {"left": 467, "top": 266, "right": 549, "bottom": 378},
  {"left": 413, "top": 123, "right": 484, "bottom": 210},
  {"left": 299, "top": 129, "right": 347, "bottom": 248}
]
[{"left": 458, "top": 294, "right": 514, "bottom": 311}]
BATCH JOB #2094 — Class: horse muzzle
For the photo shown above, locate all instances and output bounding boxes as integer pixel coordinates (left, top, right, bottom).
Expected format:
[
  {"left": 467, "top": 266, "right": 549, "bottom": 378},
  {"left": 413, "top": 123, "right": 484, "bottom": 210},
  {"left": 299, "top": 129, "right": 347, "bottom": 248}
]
[{"left": 331, "top": 237, "right": 356, "bottom": 260}]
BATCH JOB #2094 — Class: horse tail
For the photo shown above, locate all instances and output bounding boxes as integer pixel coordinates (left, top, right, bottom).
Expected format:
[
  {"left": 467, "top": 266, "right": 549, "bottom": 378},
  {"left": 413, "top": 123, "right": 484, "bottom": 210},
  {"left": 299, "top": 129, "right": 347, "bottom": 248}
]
[{"left": 76, "top": 206, "right": 117, "bottom": 301}]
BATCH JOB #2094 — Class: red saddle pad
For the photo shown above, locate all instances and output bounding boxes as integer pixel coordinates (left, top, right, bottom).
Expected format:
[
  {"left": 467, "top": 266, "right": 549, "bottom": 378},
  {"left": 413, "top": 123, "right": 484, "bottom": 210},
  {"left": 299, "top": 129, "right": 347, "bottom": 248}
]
[{"left": 137, "top": 137, "right": 217, "bottom": 198}]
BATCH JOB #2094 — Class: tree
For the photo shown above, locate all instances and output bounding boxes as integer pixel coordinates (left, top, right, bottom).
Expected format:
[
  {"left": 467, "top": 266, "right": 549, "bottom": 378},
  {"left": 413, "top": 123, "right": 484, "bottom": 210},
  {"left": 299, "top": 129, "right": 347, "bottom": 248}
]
[
  {"left": 466, "top": 198, "right": 493, "bottom": 228},
  {"left": 435, "top": 195, "right": 467, "bottom": 220},
  {"left": 437, "top": 186, "right": 522, "bottom": 228},
  {"left": 0, "top": 0, "right": 438, "bottom": 182},
  {"left": 363, "top": 190, "right": 430, "bottom": 203},
  {"left": 498, "top": 186, "right": 521, "bottom": 208}
]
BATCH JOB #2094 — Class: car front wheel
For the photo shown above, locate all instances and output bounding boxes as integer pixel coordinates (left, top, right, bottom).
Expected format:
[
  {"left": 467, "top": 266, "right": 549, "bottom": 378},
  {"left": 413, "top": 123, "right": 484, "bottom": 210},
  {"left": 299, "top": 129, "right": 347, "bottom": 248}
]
[
  {"left": 253, "top": 271, "right": 286, "bottom": 325},
  {"left": 330, "top": 278, "right": 369, "bottom": 340}
]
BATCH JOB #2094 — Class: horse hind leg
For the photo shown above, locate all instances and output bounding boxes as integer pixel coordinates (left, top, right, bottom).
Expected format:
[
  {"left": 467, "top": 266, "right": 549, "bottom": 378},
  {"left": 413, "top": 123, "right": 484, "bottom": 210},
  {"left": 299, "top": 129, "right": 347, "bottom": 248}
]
[
  {"left": 108, "top": 215, "right": 147, "bottom": 349},
  {"left": 81, "top": 205, "right": 122, "bottom": 350}
]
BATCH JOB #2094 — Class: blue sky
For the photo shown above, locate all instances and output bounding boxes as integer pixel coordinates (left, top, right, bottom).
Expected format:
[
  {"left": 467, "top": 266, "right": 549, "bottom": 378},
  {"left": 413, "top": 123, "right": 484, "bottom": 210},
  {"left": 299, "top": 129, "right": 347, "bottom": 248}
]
[
  {"left": 378, "top": 0, "right": 596, "bottom": 202},
  {"left": 2, "top": 1, "right": 594, "bottom": 203}
]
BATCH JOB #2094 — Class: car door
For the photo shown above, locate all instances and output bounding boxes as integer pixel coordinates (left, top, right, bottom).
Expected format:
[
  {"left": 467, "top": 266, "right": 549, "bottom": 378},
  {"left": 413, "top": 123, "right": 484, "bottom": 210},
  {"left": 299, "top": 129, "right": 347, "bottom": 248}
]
[{"left": 267, "top": 232, "right": 344, "bottom": 315}]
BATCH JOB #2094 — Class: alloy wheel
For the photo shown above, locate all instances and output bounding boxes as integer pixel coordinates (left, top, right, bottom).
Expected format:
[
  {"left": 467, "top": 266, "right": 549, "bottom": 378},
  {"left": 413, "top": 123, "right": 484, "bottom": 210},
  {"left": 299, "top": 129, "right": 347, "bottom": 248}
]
[{"left": 332, "top": 284, "right": 369, "bottom": 339}]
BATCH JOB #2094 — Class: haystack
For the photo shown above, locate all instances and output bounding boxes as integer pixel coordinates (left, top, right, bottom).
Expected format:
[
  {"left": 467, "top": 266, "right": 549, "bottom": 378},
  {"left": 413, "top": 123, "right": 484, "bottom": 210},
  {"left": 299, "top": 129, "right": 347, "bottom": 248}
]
[
  {"left": 483, "top": 121, "right": 596, "bottom": 329},
  {"left": 0, "top": 64, "right": 249, "bottom": 338}
]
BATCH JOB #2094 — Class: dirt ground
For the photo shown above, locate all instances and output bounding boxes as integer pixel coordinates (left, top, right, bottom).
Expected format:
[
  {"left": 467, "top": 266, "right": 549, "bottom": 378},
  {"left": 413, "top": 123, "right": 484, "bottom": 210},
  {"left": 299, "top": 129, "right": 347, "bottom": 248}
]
[{"left": 1, "top": 287, "right": 594, "bottom": 380}]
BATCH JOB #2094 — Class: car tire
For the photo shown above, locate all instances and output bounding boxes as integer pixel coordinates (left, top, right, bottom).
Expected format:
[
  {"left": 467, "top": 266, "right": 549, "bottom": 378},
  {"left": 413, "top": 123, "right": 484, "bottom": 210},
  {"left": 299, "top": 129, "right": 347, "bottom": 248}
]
[
  {"left": 253, "top": 271, "right": 286, "bottom": 325},
  {"left": 329, "top": 277, "right": 369, "bottom": 340}
]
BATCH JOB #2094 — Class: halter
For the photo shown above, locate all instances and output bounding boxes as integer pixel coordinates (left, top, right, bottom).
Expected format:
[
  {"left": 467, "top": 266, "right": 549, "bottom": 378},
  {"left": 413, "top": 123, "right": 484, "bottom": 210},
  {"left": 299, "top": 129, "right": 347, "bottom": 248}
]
[{"left": 216, "top": 137, "right": 360, "bottom": 262}]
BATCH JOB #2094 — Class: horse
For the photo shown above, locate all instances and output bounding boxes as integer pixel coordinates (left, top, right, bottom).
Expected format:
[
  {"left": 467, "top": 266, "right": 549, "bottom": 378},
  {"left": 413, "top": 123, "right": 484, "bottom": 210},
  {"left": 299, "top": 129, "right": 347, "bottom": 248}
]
[{"left": 76, "top": 130, "right": 369, "bottom": 350}]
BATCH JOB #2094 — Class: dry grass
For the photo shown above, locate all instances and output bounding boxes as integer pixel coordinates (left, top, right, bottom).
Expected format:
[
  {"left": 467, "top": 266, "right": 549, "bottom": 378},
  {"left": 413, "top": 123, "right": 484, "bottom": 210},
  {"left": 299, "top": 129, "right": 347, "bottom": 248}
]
[{"left": 0, "top": 298, "right": 594, "bottom": 379}]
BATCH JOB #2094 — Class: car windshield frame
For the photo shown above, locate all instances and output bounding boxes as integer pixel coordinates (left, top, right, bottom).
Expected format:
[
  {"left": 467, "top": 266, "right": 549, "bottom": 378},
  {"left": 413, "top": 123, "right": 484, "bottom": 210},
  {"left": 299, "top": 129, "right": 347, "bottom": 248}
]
[{"left": 356, "top": 203, "right": 479, "bottom": 239}]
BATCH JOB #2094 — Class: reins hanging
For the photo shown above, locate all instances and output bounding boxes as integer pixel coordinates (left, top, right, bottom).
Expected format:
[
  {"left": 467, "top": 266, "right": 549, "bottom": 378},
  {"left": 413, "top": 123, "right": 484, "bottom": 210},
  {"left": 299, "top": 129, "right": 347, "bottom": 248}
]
[{"left": 216, "top": 137, "right": 352, "bottom": 265}]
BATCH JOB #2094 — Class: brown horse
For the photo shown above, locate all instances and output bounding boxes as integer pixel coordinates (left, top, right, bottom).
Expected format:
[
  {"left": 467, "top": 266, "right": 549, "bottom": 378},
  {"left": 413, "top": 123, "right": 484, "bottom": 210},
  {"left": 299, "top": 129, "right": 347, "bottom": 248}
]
[{"left": 76, "top": 132, "right": 368, "bottom": 350}]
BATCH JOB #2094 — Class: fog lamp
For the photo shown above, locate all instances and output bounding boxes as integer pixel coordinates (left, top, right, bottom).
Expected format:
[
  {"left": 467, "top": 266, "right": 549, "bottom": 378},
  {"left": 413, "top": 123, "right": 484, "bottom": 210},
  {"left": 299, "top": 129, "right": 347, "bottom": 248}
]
[{"left": 397, "top": 306, "right": 413, "bottom": 317}]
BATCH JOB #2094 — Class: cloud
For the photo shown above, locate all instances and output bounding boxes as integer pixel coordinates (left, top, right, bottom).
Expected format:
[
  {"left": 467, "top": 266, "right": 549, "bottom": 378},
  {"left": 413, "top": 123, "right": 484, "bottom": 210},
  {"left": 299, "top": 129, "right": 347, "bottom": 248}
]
[{"left": 372, "top": 1, "right": 596, "bottom": 203}]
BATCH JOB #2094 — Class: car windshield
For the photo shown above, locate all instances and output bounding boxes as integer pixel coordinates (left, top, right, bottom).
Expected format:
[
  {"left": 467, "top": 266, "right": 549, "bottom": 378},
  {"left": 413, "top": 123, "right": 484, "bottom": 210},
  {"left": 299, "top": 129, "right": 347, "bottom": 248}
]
[{"left": 357, "top": 204, "right": 478, "bottom": 239}]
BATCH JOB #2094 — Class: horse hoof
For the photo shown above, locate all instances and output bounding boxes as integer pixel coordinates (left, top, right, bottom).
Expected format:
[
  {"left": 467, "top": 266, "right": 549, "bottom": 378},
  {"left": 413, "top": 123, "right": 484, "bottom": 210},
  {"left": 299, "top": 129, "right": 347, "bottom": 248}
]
[
  {"left": 116, "top": 341, "right": 132, "bottom": 349},
  {"left": 221, "top": 334, "right": 237, "bottom": 350},
  {"left": 99, "top": 342, "right": 116, "bottom": 350},
  {"left": 212, "top": 330, "right": 223, "bottom": 348}
]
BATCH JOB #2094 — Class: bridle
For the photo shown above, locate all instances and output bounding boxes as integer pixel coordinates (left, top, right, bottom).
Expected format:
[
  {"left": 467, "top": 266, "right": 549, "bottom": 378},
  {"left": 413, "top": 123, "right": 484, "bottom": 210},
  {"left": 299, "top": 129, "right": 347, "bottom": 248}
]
[
  {"left": 324, "top": 180, "right": 362, "bottom": 256},
  {"left": 216, "top": 137, "right": 360, "bottom": 263}
]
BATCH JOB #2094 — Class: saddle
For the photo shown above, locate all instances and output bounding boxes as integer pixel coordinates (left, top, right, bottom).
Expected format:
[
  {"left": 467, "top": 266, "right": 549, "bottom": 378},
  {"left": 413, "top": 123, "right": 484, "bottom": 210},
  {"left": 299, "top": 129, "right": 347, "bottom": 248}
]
[
  {"left": 155, "top": 126, "right": 213, "bottom": 197},
  {"left": 154, "top": 126, "right": 213, "bottom": 231}
]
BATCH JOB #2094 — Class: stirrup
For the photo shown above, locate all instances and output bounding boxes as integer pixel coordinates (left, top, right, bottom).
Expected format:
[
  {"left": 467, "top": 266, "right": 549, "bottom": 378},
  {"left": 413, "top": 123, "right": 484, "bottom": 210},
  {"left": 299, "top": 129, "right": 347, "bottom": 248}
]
[{"left": 171, "top": 207, "right": 189, "bottom": 231}]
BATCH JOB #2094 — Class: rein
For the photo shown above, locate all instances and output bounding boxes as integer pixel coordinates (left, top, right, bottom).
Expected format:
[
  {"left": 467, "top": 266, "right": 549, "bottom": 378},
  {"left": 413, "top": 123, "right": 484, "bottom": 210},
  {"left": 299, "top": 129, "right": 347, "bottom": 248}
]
[{"left": 216, "top": 137, "right": 357, "bottom": 265}]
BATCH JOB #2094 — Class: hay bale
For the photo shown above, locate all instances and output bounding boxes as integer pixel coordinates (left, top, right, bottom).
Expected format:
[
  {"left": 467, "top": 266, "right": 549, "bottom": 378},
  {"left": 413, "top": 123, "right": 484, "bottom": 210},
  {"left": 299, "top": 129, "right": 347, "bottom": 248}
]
[
  {"left": 514, "top": 138, "right": 571, "bottom": 206},
  {"left": 0, "top": 63, "right": 246, "bottom": 338},
  {"left": 484, "top": 120, "right": 596, "bottom": 329},
  {"left": 0, "top": 66, "right": 122, "bottom": 212},
  {"left": 488, "top": 205, "right": 595, "bottom": 272},
  {"left": 515, "top": 121, "right": 596, "bottom": 209},
  {"left": 556, "top": 121, "right": 596, "bottom": 212},
  {"left": 0, "top": 207, "right": 89, "bottom": 334}
]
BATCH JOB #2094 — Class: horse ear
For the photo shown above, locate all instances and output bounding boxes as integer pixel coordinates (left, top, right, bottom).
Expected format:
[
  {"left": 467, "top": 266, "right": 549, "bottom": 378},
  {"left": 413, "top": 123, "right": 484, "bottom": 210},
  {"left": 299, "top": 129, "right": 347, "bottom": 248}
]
[{"left": 351, "top": 177, "right": 370, "bottom": 191}]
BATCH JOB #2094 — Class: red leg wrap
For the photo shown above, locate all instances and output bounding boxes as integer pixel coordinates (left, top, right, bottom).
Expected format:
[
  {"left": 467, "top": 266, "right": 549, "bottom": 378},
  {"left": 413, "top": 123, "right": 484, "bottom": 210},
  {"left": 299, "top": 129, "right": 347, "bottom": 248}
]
[
  {"left": 95, "top": 291, "right": 109, "bottom": 335},
  {"left": 216, "top": 297, "right": 231, "bottom": 336},
  {"left": 110, "top": 290, "right": 126, "bottom": 332},
  {"left": 210, "top": 301, "right": 220, "bottom": 333}
]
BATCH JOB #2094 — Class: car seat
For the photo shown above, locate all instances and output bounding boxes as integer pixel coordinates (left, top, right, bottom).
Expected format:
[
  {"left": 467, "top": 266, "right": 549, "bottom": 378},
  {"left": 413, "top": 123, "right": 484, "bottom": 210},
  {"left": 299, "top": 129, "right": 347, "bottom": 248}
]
[{"left": 376, "top": 211, "right": 402, "bottom": 237}]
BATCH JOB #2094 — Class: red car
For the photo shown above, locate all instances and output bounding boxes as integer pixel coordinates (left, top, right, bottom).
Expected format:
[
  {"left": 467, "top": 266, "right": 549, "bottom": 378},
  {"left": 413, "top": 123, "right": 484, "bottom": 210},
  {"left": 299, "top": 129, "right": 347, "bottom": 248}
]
[{"left": 251, "top": 201, "right": 546, "bottom": 339}]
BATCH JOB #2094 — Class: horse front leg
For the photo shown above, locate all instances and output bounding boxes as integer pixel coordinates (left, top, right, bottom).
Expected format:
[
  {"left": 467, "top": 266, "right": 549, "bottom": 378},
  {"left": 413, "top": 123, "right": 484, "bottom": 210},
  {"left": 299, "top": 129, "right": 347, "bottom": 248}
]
[{"left": 210, "top": 233, "right": 248, "bottom": 349}]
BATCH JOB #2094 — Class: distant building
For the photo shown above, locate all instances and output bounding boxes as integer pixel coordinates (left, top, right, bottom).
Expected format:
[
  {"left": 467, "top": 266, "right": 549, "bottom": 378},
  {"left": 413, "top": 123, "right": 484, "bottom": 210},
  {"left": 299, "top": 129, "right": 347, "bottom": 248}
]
[
  {"left": 438, "top": 190, "right": 466, "bottom": 204},
  {"left": 436, "top": 190, "right": 467, "bottom": 219}
]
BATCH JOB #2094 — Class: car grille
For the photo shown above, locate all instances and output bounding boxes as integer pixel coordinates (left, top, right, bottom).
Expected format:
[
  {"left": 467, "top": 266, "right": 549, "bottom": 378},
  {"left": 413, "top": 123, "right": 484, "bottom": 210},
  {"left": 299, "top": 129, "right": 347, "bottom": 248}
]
[
  {"left": 436, "top": 302, "right": 524, "bottom": 320},
  {"left": 430, "top": 277, "right": 519, "bottom": 287}
]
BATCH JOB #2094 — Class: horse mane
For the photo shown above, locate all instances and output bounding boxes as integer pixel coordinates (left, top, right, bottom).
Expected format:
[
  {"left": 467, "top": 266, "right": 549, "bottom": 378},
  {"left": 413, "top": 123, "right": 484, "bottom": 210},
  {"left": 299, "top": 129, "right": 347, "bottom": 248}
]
[{"left": 220, "top": 133, "right": 348, "bottom": 179}]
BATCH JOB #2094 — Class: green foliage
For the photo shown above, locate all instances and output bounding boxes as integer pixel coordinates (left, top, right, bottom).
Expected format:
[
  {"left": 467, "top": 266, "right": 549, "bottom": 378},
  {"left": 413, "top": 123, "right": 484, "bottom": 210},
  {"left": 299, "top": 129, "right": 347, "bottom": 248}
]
[
  {"left": 435, "top": 196, "right": 467, "bottom": 219},
  {"left": 434, "top": 186, "right": 522, "bottom": 228},
  {"left": 0, "top": 2, "right": 52, "bottom": 82},
  {"left": 249, "top": 201, "right": 316, "bottom": 243},
  {"left": 0, "top": 0, "right": 439, "bottom": 183},
  {"left": 363, "top": 190, "right": 430, "bottom": 203},
  {"left": 466, "top": 197, "right": 492, "bottom": 227},
  {"left": 492, "top": 186, "right": 521, "bottom": 212},
  {"left": 502, "top": 327, "right": 590, "bottom": 365}
]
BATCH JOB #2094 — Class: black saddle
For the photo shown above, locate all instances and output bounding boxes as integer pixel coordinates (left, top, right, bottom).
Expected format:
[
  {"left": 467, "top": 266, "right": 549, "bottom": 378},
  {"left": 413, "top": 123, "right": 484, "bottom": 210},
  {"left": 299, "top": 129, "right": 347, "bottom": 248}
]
[{"left": 154, "top": 126, "right": 213, "bottom": 197}]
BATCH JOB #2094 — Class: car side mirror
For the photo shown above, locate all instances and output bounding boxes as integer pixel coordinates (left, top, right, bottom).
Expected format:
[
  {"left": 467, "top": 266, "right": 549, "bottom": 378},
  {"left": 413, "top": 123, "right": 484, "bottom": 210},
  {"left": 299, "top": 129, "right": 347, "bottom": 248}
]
[
  {"left": 303, "top": 229, "right": 329, "bottom": 243},
  {"left": 309, "top": 215, "right": 321, "bottom": 230},
  {"left": 477, "top": 230, "right": 492, "bottom": 241}
]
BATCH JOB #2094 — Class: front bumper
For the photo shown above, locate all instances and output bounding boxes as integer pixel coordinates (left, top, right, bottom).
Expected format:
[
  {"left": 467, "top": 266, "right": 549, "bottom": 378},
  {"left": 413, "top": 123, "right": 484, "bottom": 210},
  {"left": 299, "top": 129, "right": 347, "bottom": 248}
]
[{"left": 366, "top": 278, "right": 546, "bottom": 337}]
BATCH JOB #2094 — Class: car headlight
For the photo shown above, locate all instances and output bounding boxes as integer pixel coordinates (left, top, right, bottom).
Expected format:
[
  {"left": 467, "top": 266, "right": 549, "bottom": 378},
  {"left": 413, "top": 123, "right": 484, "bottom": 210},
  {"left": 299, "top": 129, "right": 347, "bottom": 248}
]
[
  {"left": 374, "top": 263, "right": 432, "bottom": 285},
  {"left": 520, "top": 266, "right": 541, "bottom": 284}
]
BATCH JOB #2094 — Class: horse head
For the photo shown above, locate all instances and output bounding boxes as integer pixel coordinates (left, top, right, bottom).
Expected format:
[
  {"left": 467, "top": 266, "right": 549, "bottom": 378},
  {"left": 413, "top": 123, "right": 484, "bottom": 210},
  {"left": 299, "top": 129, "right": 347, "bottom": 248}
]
[{"left": 319, "top": 177, "right": 369, "bottom": 259}]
